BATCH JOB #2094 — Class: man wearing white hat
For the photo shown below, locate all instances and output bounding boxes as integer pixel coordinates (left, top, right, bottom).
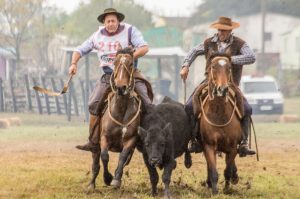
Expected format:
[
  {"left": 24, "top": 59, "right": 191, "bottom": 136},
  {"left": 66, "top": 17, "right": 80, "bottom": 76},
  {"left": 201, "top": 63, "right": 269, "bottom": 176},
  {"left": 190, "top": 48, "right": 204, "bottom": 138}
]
[
  {"left": 70, "top": 8, "right": 152, "bottom": 152},
  {"left": 180, "top": 16, "right": 256, "bottom": 157}
]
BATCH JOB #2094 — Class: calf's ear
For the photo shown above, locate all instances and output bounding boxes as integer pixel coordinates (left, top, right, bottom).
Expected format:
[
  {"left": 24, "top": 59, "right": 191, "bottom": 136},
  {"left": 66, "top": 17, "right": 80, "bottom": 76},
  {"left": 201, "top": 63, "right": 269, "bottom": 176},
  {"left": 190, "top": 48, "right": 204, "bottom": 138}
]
[
  {"left": 138, "top": 126, "right": 147, "bottom": 140},
  {"left": 163, "top": 123, "right": 172, "bottom": 138}
]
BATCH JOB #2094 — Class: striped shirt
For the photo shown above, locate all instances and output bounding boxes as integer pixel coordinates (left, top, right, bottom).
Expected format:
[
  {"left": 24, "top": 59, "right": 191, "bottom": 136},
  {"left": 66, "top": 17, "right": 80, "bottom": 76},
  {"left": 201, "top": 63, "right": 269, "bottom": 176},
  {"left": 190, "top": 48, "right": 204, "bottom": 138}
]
[{"left": 182, "top": 34, "right": 255, "bottom": 67}]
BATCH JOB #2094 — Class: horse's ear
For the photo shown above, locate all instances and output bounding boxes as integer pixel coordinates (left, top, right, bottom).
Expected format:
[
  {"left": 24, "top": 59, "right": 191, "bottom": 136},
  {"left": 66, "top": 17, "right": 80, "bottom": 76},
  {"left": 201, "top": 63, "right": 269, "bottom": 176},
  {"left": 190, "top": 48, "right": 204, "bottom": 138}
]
[
  {"left": 128, "top": 45, "right": 135, "bottom": 54},
  {"left": 138, "top": 126, "right": 147, "bottom": 140},
  {"left": 162, "top": 122, "right": 172, "bottom": 138},
  {"left": 113, "top": 54, "right": 120, "bottom": 66}
]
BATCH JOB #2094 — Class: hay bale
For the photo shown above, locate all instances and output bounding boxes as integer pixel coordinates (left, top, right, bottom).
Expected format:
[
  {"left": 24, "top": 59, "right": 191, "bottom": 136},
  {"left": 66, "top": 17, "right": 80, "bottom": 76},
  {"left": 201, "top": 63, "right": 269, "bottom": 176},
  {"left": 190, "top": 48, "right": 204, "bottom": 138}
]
[
  {"left": 0, "top": 119, "right": 10, "bottom": 129},
  {"left": 8, "top": 117, "right": 22, "bottom": 126},
  {"left": 279, "top": 114, "right": 300, "bottom": 123}
]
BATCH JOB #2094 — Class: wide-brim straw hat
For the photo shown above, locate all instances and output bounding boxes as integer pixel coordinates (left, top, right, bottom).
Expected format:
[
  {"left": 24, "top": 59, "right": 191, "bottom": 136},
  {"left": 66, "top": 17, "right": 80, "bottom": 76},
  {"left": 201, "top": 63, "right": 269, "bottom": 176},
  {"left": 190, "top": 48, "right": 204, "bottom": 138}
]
[
  {"left": 97, "top": 8, "right": 125, "bottom": 23},
  {"left": 210, "top": 16, "right": 240, "bottom": 30}
]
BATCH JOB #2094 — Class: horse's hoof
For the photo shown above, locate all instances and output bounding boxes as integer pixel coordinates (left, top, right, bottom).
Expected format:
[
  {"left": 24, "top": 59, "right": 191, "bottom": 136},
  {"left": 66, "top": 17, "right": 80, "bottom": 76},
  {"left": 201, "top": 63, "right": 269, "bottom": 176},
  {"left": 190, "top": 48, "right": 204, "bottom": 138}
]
[
  {"left": 104, "top": 173, "right": 113, "bottom": 185},
  {"left": 110, "top": 179, "right": 121, "bottom": 188},
  {"left": 224, "top": 182, "right": 230, "bottom": 192},
  {"left": 231, "top": 176, "right": 239, "bottom": 185},
  {"left": 212, "top": 185, "right": 218, "bottom": 195},
  {"left": 87, "top": 183, "right": 95, "bottom": 193},
  {"left": 206, "top": 180, "right": 212, "bottom": 188},
  {"left": 212, "top": 189, "right": 218, "bottom": 195},
  {"left": 164, "top": 194, "right": 171, "bottom": 199},
  {"left": 164, "top": 191, "right": 171, "bottom": 199},
  {"left": 151, "top": 191, "right": 158, "bottom": 197}
]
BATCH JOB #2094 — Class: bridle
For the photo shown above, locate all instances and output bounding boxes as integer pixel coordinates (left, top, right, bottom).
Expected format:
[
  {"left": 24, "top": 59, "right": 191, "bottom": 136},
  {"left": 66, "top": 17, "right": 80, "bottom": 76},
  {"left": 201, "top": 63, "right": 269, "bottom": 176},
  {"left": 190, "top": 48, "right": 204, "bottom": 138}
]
[
  {"left": 110, "top": 54, "right": 135, "bottom": 94},
  {"left": 107, "top": 54, "right": 141, "bottom": 136},
  {"left": 201, "top": 56, "right": 239, "bottom": 127},
  {"left": 208, "top": 56, "right": 233, "bottom": 99}
]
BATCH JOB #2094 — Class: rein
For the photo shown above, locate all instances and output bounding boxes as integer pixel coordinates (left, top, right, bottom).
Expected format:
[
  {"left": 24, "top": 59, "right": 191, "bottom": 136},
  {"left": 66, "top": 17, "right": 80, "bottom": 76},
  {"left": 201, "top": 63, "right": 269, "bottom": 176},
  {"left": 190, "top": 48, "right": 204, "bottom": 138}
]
[
  {"left": 107, "top": 93, "right": 141, "bottom": 138},
  {"left": 110, "top": 55, "right": 135, "bottom": 94},
  {"left": 200, "top": 94, "right": 238, "bottom": 127}
]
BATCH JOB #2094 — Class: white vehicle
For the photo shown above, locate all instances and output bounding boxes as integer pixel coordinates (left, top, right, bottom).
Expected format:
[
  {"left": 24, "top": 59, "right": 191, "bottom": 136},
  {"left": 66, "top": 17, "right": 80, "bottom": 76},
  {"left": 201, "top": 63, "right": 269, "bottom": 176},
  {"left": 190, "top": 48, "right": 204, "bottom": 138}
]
[{"left": 240, "top": 75, "right": 284, "bottom": 114}]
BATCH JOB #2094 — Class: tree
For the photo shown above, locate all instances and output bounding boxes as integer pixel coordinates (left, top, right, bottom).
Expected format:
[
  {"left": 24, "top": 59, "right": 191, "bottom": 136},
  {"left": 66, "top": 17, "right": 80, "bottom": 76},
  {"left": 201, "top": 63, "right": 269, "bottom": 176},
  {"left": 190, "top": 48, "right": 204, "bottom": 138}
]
[{"left": 0, "top": 0, "right": 44, "bottom": 70}]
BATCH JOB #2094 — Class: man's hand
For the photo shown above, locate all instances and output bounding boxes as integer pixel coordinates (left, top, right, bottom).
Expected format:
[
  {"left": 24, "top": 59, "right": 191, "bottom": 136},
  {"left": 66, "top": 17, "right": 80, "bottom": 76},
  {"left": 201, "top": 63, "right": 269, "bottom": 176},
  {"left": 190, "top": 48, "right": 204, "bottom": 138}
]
[
  {"left": 180, "top": 65, "right": 189, "bottom": 81},
  {"left": 69, "top": 63, "right": 77, "bottom": 75}
]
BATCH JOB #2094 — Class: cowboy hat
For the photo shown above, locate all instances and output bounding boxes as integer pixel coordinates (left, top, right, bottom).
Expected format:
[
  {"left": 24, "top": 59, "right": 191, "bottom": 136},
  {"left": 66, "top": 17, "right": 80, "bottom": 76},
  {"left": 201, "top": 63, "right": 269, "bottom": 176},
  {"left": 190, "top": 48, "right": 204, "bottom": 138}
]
[
  {"left": 210, "top": 16, "right": 240, "bottom": 30},
  {"left": 97, "top": 8, "right": 125, "bottom": 23}
]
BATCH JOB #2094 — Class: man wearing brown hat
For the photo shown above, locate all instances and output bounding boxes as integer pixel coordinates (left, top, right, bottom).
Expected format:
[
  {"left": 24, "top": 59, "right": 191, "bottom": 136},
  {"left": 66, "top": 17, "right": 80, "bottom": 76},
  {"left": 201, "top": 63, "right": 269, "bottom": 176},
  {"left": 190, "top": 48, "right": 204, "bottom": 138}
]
[
  {"left": 69, "top": 8, "right": 151, "bottom": 152},
  {"left": 180, "top": 16, "right": 256, "bottom": 157}
]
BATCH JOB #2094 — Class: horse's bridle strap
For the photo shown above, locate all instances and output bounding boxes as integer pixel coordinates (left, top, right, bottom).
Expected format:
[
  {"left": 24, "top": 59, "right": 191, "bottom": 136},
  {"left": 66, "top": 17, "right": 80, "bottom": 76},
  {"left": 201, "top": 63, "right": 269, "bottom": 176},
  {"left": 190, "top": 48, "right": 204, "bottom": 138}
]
[
  {"left": 107, "top": 93, "right": 141, "bottom": 134},
  {"left": 199, "top": 94, "right": 238, "bottom": 127}
]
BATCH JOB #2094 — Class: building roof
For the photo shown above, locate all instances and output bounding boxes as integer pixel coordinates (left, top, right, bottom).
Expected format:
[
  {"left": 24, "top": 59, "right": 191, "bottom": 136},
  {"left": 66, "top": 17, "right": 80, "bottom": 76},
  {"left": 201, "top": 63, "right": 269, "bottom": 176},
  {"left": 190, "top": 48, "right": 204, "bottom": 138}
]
[{"left": 0, "top": 47, "right": 15, "bottom": 58}]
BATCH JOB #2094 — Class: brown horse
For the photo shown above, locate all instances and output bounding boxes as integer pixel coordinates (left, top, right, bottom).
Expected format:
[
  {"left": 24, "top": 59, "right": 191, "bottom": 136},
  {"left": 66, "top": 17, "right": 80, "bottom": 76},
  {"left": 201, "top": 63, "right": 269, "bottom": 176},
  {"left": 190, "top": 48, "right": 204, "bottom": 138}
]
[
  {"left": 88, "top": 47, "right": 142, "bottom": 190},
  {"left": 197, "top": 53, "right": 242, "bottom": 194}
]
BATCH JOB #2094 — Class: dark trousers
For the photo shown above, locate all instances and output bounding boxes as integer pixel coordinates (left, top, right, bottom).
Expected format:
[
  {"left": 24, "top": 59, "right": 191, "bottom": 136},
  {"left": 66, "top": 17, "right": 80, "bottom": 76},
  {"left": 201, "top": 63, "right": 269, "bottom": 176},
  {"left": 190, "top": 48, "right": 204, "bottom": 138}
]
[{"left": 88, "top": 74, "right": 151, "bottom": 116}]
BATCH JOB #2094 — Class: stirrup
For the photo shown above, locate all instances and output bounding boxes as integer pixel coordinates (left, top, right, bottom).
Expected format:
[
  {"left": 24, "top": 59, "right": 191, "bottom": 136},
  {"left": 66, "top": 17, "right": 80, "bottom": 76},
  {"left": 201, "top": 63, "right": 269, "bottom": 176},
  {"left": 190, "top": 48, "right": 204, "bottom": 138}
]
[{"left": 238, "top": 143, "right": 256, "bottom": 157}]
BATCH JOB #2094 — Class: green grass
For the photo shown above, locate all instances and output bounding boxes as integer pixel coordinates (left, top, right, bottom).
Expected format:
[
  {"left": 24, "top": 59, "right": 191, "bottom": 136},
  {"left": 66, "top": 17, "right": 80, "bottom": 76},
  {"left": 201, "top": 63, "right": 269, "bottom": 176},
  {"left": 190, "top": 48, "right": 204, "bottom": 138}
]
[
  {"left": 284, "top": 97, "right": 300, "bottom": 116},
  {"left": 0, "top": 108, "right": 300, "bottom": 198}
]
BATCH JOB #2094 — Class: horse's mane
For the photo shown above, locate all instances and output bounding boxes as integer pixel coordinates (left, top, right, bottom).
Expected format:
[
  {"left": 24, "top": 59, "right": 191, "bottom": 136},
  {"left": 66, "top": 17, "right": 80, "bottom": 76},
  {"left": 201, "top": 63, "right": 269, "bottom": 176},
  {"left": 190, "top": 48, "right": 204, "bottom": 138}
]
[
  {"left": 116, "top": 47, "right": 134, "bottom": 57},
  {"left": 208, "top": 52, "right": 231, "bottom": 63}
]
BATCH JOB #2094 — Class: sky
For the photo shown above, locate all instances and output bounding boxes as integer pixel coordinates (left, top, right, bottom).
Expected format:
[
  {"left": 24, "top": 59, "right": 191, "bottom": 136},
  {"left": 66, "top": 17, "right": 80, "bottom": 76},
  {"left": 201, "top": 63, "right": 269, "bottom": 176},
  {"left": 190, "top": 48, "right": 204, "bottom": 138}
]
[{"left": 47, "top": 0, "right": 202, "bottom": 17}]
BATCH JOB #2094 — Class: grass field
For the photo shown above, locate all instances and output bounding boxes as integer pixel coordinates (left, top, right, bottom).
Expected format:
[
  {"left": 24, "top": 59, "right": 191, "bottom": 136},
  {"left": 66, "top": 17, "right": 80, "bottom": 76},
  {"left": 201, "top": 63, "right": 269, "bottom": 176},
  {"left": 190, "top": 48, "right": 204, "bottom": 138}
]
[{"left": 0, "top": 97, "right": 300, "bottom": 199}]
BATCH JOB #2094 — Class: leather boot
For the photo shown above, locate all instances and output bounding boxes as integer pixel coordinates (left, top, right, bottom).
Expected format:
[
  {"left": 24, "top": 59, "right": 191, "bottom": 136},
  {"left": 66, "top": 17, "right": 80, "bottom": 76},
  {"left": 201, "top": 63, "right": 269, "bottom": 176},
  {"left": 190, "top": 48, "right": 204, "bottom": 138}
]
[
  {"left": 187, "top": 114, "right": 203, "bottom": 153},
  {"left": 76, "top": 114, "right": 100, "bottom": 153},
  {"left": 238, "top": 116, "right": 256, "bottom": 157}
]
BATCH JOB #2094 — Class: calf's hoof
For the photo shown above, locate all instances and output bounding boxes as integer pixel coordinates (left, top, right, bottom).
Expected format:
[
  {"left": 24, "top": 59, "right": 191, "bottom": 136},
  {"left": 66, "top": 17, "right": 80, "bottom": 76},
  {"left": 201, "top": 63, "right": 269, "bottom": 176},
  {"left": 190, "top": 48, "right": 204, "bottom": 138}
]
[{"left": 184, "top": 152, "right": 192, "bottom": 168}]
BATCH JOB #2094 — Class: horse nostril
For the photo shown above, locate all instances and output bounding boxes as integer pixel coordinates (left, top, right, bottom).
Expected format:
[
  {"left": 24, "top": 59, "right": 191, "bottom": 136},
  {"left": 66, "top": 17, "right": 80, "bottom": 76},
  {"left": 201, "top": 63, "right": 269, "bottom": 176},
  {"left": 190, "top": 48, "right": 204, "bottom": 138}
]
[{"left": 224, "top": 87, "right": 228, "bottom": 93}]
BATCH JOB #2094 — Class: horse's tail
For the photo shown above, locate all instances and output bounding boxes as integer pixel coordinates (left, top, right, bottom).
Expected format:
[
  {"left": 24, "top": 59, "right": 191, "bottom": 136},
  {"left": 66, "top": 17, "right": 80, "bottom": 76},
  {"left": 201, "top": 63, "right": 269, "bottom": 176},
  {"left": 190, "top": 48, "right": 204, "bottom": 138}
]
[{"left": 249, "top": 116, "right": 260, "bottom": 161}]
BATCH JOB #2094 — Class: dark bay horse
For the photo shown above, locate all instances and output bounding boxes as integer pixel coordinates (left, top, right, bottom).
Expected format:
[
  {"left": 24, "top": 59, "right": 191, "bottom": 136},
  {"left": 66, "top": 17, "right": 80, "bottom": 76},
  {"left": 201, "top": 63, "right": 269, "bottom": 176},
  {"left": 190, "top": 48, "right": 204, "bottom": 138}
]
[
  {"left": 197, "top": 53, "right": 243, "bottom": 194},
  {"left": 88, "top": 47, "right": 142, "bottom": 190}
]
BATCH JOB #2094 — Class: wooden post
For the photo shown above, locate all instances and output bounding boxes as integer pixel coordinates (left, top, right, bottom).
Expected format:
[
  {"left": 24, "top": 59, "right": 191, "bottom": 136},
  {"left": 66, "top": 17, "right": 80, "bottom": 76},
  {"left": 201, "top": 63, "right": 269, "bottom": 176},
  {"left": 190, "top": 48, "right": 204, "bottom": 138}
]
[
  {"left": 71, "top": 82, "right": 79, "bottom": 116},
  {"left": 157, "top": 57, "right": 162, "bottom": 79},
  {"left": 85, "top": 56, "right": 90, "bottom": 121},
  {"left": 173, "top": 55, "right": 180, "bottom": 100},
  {"left": 41, "top": 76, "right": 51, "bottom": 115},
  {"left": 67, "top": 51, "right": 73, "bottom": 121},
  {"left": 24, "top": 74, "right": 33, "bottom": 111},
  {"left": 50, "top": 78, "right": 62, "bottom": 115},
  {"left": 9, "top": 78, "right": 17, "bottom": 112},
  {"left": 60, "top": 78, "right": 68, "bottom": 116},
  {"left": 0, "top": 78, "right": 4, "bottom": 112},
  {"left": 67, "top": 81, "right": 72, "bottom": 121},
  {"left": 80, "top": 80, "right": 88, "bottom": 120},
  {"left": 32, "top": 77, "right": 43, "bottom": 114}
]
